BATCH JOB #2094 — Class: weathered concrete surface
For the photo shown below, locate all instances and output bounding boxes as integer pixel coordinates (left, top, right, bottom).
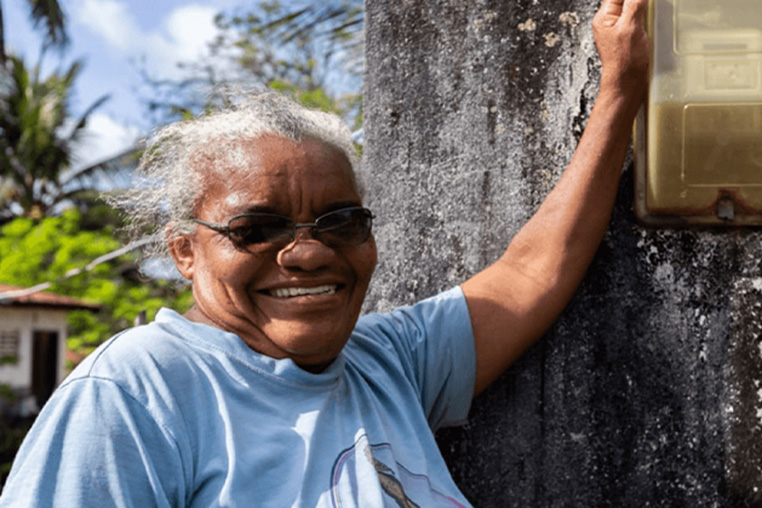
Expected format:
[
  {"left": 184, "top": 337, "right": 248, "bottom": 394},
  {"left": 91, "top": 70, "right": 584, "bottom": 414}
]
[{"left": 363, "top": 0, "right": 762, "bottom": 506}]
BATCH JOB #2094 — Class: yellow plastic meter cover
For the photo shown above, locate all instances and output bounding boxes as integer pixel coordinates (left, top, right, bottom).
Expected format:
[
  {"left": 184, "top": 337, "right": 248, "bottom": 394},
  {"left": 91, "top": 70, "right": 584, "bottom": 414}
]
[{"left": 634, "top": 0, "right": 762, "bottom": 226}]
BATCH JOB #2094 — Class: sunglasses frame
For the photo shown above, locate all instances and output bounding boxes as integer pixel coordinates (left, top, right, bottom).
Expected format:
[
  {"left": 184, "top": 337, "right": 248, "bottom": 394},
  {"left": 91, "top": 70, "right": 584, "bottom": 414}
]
[{"left": 191, "top": 206, "right": 374, "bottom": 252}]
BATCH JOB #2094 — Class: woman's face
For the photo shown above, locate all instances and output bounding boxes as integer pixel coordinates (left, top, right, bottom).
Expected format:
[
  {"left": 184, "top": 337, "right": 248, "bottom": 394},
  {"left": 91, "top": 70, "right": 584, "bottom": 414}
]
[{"left": 171, "top": 134, "right": 377, "bottom": 371}]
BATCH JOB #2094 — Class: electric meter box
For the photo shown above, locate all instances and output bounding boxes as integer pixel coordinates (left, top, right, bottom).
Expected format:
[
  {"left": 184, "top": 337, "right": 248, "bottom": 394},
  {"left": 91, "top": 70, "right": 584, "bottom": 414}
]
[{"left": 634, "top": 0, "right": 762, "bottom": 226}]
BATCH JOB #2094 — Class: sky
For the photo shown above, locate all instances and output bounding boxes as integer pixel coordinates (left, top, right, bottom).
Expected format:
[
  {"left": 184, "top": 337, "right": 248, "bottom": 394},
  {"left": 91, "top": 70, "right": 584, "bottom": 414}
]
[{"left": 6, "top": 0, "right": 240, "bottom": 171}]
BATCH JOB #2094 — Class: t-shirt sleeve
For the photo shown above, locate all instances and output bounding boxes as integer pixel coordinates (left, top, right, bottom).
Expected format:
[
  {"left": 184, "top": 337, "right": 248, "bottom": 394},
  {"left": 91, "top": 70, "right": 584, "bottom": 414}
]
[
  {"left": 352, "top": 286, "right": 476, "bottom": 430},
  {"left": 0, "top": 377, "right": 187, "bottom": 508}
]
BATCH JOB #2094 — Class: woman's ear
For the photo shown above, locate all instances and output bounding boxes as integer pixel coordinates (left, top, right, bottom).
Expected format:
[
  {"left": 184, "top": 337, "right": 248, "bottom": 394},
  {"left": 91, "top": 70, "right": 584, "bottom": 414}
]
[{"left": 168, "top": 235, "right": 195, "bottom": 280}]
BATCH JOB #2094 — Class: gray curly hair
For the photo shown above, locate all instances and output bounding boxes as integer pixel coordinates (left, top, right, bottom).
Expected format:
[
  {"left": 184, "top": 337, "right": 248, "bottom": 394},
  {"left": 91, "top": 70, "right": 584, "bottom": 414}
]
[{"left": 108, "top": 91, "right": 361, "bottom": 260}]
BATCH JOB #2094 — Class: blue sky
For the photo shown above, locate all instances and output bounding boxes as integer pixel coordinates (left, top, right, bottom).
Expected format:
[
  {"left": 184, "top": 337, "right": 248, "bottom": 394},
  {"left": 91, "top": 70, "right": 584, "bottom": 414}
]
[{"left": 6, "top": 0, "right": 239, "bottom": 170}]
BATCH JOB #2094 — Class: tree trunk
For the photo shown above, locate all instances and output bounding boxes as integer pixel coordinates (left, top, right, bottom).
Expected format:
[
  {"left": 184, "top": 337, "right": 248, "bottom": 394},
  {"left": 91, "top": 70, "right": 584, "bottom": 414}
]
[{"left": 363, "top": 0, "right": 762, "bottom": 506}]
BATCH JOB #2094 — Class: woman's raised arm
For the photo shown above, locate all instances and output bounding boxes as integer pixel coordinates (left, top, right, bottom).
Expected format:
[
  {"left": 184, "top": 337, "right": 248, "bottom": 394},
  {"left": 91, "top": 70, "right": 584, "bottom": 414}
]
[{"left": 462, "top": 0, "right": 650, "bottom": 396}]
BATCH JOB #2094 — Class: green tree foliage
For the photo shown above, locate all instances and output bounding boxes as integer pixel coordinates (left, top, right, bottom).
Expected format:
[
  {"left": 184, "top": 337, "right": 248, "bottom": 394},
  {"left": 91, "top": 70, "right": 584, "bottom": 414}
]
[
  {"left": 144, "top": 0, "right": 364, "bottom": 129},
  {"left": 0, "top": 55, "right": 109, "bottom": 221},
  {"left": 0, "top": 210, "right": 193, "bottom": 361}
]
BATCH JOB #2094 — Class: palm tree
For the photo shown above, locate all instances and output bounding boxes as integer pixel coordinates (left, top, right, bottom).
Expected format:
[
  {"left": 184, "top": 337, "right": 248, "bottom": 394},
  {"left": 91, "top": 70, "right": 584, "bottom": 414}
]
[
  {"left": 0, "top": 55, "right": 108, "bottom": 220},
  {"left": 0, "top": 0, "right": 68, "bottom": 64}
]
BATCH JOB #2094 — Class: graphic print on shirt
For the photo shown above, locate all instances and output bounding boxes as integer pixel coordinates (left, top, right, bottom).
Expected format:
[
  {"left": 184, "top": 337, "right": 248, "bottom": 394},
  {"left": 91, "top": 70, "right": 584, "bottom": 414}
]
[{"left": 329, "top": 434, "right": 467, "bottom": 508}]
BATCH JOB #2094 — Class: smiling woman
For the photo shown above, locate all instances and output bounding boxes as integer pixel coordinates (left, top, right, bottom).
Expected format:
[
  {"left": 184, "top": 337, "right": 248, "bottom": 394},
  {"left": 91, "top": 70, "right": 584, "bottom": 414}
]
[
  {"left": 0, "top": 0, "right": 650, "bottom": 499},
  {"left": 173, "top": 134, "right": 377, "bottom": 371},
  {"left": 0, "top": 92, "right": 478, "bottom": 507}
]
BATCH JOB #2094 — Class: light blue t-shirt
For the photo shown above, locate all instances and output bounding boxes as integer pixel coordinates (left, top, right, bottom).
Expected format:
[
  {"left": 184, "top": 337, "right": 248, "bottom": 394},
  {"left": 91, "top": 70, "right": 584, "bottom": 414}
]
[{"left": 0, "top": 287, "right": 476, "bottom": 507}]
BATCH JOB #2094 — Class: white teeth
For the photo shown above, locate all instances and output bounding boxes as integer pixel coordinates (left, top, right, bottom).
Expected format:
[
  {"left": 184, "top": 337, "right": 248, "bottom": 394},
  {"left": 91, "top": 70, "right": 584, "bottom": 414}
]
[{"left": 270, "top": 285, "right": 337, "bottom": 298}]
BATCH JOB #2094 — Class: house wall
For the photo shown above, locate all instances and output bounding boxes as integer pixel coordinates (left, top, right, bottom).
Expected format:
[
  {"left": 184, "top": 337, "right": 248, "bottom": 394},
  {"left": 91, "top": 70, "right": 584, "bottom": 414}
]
[
  {"left": 0, "top": 307, "right": 68, "bottom": 391},
  {"left": 363, "top": 0, "right": 762, "bottom": 506}
]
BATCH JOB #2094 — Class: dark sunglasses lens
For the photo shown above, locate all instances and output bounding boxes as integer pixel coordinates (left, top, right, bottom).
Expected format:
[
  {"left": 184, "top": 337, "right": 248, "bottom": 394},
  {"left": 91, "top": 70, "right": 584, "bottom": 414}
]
[
  {"left": 228, "top": 215, "right": 293, "bottom": 249},
  {"left": 315, "top": 208, "right": 372, "bottom": 246}
]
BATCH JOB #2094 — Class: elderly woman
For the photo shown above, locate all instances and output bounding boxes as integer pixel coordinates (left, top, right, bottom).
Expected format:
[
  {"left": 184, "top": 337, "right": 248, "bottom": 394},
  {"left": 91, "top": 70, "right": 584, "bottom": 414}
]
[{"left": 0, "top": 0, "right": 648, "bottom": 506}]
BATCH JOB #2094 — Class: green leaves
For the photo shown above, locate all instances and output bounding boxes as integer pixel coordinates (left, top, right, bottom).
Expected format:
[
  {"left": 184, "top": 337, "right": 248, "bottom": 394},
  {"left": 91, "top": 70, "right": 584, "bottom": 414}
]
[{"left": 0, "top": 211, "right": 192, "bottom": 362}]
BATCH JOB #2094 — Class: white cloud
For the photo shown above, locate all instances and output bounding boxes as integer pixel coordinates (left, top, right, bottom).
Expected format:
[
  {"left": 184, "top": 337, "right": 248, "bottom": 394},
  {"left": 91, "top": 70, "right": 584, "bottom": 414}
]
[
  {"left": 144, "top": 5, "right": 223, "bottom": 78},
  {"left": 165, "top": 5, "right": 221, "bottom": 60},
  {"left": 73, "top": 0, "right": 223, "bottom": 79},
  {"left": 75, "top": 0, "right": 139, "bottom": 51},
  {"left": 70, "top": 113, "right": 142, "bottom": 170}
]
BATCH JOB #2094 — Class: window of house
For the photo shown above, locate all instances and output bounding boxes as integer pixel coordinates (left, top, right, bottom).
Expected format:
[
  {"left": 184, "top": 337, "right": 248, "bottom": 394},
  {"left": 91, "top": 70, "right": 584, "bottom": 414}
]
[{"left": 0, "top": 330, "right": 20, "bottom": 364}]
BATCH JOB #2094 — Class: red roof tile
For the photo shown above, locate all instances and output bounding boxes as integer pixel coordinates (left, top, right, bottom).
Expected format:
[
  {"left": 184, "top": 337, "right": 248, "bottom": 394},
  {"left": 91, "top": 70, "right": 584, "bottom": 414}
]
[{"left": 0, "top": 284, "right": 100, "bottom": 311}]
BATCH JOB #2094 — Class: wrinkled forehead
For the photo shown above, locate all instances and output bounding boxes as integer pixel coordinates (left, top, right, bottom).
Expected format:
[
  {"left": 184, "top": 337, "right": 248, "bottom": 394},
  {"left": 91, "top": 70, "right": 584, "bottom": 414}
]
[{"left": 188, "top": 134, "right": 360, "bottom": 207}]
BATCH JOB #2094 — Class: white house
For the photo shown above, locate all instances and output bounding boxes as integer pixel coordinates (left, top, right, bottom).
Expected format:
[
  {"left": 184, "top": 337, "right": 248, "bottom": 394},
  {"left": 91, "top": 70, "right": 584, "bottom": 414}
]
[{"left": 0, "top": 284, "right": 99, "bottom": 414}]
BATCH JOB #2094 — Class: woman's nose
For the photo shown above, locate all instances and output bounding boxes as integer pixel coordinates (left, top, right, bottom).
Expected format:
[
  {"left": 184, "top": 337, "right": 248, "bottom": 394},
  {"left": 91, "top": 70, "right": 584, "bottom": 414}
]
[{"left": 275, "top": 229, "right": 336, "bottom": 271}]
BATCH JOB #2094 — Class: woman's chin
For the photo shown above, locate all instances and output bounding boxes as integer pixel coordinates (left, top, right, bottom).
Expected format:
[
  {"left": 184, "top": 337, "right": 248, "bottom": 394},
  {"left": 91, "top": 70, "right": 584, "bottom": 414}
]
[{"left": 243, "top": 319, "right": 353, "bottom": 365}]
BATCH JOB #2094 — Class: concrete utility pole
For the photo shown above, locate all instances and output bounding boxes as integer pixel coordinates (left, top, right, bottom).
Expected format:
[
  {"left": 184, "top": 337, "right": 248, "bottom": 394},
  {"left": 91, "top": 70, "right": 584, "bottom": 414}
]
[{"left": 363, "top": 1, "right": 762, "bottom": 506}]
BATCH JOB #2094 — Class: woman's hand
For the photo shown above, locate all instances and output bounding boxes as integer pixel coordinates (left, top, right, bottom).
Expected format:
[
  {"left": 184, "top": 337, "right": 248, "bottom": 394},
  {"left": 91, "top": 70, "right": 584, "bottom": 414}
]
[{"left": 593, "top": 0, "right": 650, "bottom": 101}]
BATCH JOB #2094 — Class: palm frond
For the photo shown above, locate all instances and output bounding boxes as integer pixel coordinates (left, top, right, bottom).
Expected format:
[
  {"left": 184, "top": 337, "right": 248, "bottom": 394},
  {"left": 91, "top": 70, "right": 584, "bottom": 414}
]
[
  {"left": 66, "top": 94, "right": 111, "bottom": 142},
  {"left": 26, "top": 0, "right": 68, "bottom": 49}
]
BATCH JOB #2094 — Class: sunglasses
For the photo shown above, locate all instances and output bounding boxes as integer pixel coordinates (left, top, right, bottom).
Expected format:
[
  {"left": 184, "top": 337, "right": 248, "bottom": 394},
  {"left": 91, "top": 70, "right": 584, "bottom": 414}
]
[{"left": 191, "top": 206, "right": 374, "bottom": 252}]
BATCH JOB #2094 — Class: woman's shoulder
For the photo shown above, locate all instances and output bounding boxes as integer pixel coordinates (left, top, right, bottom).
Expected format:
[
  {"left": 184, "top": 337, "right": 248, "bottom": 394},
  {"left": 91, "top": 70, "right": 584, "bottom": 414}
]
[
  {"left": 60, "top": 307, "right": 242, "bottom": 413},
  {"left": 69, "top": 309, "right": 194, "bottom": 378},
  {"left": 351, "top": 286, "right": 470, "bottom": 346},
  {"left": 345, "top": 286, "right": 472, "bottom": 376}
]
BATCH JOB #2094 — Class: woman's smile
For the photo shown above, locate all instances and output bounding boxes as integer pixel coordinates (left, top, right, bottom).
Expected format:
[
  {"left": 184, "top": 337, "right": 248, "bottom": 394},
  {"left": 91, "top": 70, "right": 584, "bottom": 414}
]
[{"left": 266, "top": 285, "right": 338, "bottom": 298}]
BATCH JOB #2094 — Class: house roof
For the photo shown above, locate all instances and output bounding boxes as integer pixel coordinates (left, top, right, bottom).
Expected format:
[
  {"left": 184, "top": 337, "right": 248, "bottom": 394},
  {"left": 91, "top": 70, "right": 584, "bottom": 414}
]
[{"left": 0, "top": 284, "right": 100, "bottom": 312}]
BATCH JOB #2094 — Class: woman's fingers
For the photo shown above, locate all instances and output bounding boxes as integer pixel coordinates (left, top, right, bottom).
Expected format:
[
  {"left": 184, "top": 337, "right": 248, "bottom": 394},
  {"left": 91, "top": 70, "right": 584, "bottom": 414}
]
[
  {"left": 597, "top": 0, "right": 625, "bottom": 26},
  {"left": 621, "top": 0, "right": 648, "bottom": 24},
  {"left": 597, "top": 0, "right": 647, "bottom": 27}
]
